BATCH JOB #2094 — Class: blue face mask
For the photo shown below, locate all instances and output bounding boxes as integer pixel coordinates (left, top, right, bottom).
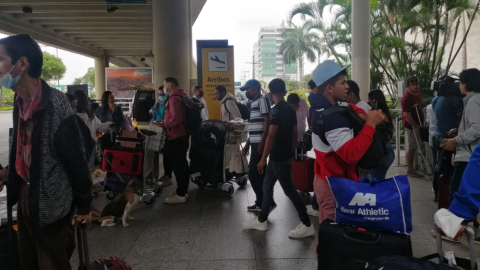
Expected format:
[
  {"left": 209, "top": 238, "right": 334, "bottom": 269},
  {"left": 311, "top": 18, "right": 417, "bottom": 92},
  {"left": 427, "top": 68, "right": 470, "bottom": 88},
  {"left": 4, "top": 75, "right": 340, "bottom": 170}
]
[
  {"left": 0, "top": 64, "right": 23, "bottom": 89},
  {"left": 159, "top": 96, "right": 167, "bottom": 102},
  {"left": 164, "top": 89, "right": 169, "bottom": 96}
]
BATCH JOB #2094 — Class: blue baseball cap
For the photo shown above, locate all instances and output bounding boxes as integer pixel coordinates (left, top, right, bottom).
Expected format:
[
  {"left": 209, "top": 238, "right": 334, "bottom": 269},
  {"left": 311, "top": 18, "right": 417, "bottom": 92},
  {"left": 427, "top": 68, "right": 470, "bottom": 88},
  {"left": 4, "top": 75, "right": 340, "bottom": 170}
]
[
  {"left": 312, "top": 60, "right": 350, "bottom": 87},
  {"left": 240, "top": 79, "right": 261, "bottom": 91}
]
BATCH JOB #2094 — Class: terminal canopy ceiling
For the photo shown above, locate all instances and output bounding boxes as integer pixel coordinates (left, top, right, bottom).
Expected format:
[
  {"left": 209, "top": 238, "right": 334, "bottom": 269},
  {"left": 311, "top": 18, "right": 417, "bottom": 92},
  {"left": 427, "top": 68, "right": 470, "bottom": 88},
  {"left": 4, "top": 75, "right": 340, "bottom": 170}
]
[{"left": 0, "top": 0, "right": 206, "bottom": 68}]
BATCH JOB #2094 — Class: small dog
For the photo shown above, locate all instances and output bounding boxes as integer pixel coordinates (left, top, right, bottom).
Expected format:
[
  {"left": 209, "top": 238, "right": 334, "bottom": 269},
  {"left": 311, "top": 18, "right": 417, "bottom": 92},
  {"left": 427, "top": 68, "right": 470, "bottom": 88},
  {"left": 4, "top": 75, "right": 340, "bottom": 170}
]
[{"left": 97, "top": 179, "right": 142, "bottom": 227}]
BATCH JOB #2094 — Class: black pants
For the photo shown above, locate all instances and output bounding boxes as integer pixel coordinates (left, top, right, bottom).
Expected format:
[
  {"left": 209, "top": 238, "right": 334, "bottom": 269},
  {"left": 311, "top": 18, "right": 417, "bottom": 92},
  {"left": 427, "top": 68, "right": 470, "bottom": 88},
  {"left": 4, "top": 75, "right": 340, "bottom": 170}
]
[
  {"left": 248, "top": 143, "right": 275, "bottom": 207},
  {"left": 17, "top": 182, "right": 75, "bottom": 270},
  {"left": 450, "top": 162, "right": 468, "bottom": 203},
  {"left": 258, "top": 158, "right": 310, "bottom": 226},
  {"left": 163, "top": 135, "right": 190, "bottom": 196}
]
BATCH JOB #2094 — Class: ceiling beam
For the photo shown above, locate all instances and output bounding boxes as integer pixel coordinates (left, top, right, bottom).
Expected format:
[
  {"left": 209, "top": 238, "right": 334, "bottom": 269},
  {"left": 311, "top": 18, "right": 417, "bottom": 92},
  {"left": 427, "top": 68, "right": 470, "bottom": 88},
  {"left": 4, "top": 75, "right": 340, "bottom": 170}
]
[
  {"left": 0, "top": 14, "right": 104, "bottom": 59},
  {"left": 13, "top": 13, "right": 152, "bottom": 20},
  {"left": 43, "top": 24, "right": 151, "bottom": 30},
  {"left": 0, "top": 5, "right": 152, "bottom": 13},
  {"left": 0, "top": 0, "right": 152, "bottom": 5},
  {"left": 94, "top": 45, "right": 152, "bottom": 49},
  {"left": 66, "top": 33, "right": 149, "bottom": 38},
  {"left": 105, "top": 49, "right": 152, "bottom": 57},
  {"left": 119, "top": 56, "right": 149, "bottom": 67},
  {"left": 29, "top": 18, "right": 152, "bottom": 24},
  {"left": 109, "top": 58, "right": 135, "bottom": 68},
  {"left": 56, "top": 29, "right": 153, "bottom": 34}
]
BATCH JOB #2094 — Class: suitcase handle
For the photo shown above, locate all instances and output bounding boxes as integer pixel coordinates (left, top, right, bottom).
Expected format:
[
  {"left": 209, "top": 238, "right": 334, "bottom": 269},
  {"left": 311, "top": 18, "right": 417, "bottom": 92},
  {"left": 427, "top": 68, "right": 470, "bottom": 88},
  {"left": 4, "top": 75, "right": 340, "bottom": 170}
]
[
  {"left": 436, "top": 227, "right": 477, "bottom": 270},
  {"left": 343, "top": 228, "right": 381, "bottom": 245}
]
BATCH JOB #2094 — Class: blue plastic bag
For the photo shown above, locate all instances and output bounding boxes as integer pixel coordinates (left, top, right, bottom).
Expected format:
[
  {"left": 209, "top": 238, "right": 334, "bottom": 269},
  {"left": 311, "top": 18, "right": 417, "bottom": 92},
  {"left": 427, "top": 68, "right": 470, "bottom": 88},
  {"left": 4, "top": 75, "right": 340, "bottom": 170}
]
[{"left": 327, "top": 175, "right": 412, "bottom": 235}]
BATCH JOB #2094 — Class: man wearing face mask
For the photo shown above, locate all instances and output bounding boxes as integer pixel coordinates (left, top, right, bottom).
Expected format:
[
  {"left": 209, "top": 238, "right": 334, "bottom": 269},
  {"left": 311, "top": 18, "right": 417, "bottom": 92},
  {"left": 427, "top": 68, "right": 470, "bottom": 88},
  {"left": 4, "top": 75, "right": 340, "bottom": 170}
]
[
  {"left": 192, "top": 85, "right": 208, "bottom": 121},
  {"left": 0, "top": 34, "right": 94, "bottom": 269}
]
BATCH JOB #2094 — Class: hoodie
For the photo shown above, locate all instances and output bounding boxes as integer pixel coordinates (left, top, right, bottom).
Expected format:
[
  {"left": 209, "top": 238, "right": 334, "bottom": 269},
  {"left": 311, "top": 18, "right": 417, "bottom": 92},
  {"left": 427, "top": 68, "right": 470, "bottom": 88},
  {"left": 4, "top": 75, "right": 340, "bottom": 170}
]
[
  {"left": 164, "top": 88, "right": 188, "bottom": 140},
  {"left": 310, "top": 94, "right": 376, "bottom": 181}
]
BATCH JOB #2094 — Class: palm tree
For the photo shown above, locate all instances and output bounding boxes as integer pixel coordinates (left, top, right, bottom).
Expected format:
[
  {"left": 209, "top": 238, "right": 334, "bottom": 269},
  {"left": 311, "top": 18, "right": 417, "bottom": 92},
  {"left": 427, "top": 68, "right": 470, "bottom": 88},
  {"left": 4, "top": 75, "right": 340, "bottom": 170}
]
[{"left": 280, "top": 22, "right": 320, "bottom": 80}]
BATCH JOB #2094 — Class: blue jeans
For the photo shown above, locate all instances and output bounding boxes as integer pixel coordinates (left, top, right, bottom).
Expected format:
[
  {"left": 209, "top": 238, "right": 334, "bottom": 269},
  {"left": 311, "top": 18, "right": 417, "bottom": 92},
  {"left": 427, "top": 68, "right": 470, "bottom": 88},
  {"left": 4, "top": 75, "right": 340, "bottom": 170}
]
[
  {"left": 248, "top": 143, "right": 273, "bottom": 207},
  {"left": 449, "top": 142, "right": 480, "bottom": 220},
  {"left": 368, "top": 142, "right": 395, "bottom": 180}
]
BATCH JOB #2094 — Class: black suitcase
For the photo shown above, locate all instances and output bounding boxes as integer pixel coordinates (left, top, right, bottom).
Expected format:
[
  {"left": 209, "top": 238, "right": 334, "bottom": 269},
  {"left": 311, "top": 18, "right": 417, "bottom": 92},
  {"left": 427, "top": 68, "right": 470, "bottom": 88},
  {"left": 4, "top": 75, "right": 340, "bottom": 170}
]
[
  {"left": 0, "top": 203, "right": 19, "bottom": 270},
  {"left": 317, "top": 220, "right": 412, "bottom": 270}
]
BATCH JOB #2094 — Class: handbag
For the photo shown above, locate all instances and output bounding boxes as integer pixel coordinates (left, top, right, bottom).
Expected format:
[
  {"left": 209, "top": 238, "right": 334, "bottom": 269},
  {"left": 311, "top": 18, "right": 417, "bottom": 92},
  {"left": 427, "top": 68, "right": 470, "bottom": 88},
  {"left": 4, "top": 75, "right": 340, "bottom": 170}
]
[
  {"left": 327, "top": 175, "right": 412, "bottom": 235},
  {"left": 121, "top": 115, "right": 134, "bottom": 131},
  {"left": 229, "top": 146, "right": 248, "bottom": 176}
]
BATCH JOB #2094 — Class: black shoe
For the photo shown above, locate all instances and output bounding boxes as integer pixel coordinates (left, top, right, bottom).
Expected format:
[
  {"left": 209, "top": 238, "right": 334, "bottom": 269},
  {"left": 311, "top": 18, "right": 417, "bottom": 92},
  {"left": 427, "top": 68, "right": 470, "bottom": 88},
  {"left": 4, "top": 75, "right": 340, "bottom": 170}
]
[
  {"left": 247, "top": 204, "right": 261, "bottom": 212},
  {"left": 269, "top": 203, "right": 277, "bottom": 214}
]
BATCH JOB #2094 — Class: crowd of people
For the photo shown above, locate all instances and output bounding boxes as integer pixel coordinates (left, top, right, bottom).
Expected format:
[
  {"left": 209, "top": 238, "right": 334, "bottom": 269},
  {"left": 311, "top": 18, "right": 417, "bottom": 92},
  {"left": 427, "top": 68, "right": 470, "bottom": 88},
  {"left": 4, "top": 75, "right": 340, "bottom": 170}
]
[{"left": 2, "top": 33, "right": 480, "bottom": 269}]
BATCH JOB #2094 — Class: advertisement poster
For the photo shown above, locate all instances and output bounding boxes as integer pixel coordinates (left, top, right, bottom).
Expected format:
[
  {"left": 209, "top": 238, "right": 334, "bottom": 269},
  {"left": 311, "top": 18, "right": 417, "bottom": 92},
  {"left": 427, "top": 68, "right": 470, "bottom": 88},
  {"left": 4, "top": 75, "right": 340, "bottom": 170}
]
[
  {"left": 105, "top": 67, "right": 153, "bottom": 98},
  {"left": 201, "top": 47, "right": 235, "bottom": 120}
]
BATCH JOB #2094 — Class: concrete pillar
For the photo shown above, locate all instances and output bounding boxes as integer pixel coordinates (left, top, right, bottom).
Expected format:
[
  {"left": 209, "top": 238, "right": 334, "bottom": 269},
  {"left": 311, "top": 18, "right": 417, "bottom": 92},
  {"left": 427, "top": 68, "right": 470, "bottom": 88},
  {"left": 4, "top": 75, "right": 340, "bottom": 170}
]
[
  {"left": 351, "top": 0, "right": 371, "bottom": 102},
  {"left": 153, "top": 0, "right": 191, "bottom": 94},
  {"left": 95, "top": 58, "right": 106, "bottom": 100}
]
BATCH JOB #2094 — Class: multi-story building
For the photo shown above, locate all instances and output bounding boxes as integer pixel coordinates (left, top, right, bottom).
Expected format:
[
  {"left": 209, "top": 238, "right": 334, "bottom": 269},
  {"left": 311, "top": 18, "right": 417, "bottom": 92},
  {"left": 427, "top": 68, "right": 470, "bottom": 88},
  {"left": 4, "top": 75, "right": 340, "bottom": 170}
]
[{"left": 252, "top": 26, "right": 298, "bottom": 84}]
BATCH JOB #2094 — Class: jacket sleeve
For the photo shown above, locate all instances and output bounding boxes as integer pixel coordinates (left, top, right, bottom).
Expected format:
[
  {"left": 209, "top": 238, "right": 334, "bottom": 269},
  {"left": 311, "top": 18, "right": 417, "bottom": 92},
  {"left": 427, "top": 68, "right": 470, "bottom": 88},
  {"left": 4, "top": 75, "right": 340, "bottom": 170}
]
[
  {"left": 54, "top": 114, "right": 94, "bottom": 215},
  {"left": 94, "top": 116, "right": 111, "bottom": 133},
  {"left": 455, "top": 98, "right": 480, "bottom": 145},
  {"left": 325, "top": 114, "right": 376, "bottom": 165},
  {"left": 163, "top": 96, "right": 183, "bottom": 129}
]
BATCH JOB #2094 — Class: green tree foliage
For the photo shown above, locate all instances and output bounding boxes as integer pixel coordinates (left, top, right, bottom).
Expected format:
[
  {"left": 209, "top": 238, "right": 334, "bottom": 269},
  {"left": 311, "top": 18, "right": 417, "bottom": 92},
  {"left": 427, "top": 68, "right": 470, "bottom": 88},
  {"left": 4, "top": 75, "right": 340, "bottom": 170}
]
[
  {"left": 288, "top": 0, "right": 480, "bottom": 106},
  {"left": 73, "top": 67, "right": 95, "bottom": 87},
  {"left": 41, "top": 52, "right": 66, "bottom": 83}
]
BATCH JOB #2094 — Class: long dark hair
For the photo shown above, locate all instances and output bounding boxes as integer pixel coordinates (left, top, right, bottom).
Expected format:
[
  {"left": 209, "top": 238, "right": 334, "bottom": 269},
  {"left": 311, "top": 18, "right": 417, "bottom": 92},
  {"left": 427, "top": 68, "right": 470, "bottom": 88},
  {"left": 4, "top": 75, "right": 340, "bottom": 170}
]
[
  {"left": 368, "top": 89, "right": 392, "bottom": 123},
  {"left": 101, "top": 91, "right": 113, "bottom": 114},
  {"left": 74, "top": 90, "right": 93, "bottom": 119}
]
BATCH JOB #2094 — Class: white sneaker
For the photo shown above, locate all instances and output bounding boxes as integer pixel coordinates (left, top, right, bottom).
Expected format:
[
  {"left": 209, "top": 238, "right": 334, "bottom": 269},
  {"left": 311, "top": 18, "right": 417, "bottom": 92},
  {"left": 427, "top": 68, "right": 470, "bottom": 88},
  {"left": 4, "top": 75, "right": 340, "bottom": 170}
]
[
  {"left": 164, "top": 194, "right": 187, "bottom": 204},
  {"left": 243, "top": 219, "right": 268, "bottom": 231},
  {"left": 306, "top": 205, "right": 319, "bottom": 217},
  {"left": 288, "top": 223, "right": 315, "bottom": 239},
  {"left": 168, "top": 193, "right": 189, "bottom": 199}
]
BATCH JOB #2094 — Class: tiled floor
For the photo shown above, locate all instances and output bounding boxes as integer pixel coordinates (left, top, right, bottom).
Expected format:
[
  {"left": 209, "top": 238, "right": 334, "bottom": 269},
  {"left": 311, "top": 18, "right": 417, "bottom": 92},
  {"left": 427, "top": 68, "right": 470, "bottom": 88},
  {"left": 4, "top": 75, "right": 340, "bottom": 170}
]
[{"left": 66, "top": 161, "right": 480, "bottom": 270}]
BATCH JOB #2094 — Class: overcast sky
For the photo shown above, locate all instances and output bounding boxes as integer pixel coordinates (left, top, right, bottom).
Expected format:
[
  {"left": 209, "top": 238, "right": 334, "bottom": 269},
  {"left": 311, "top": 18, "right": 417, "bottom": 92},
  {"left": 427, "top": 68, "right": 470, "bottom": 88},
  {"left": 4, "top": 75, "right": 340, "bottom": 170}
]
[{"left": 0, "top": 0, "right": 323, "bottom": 85}]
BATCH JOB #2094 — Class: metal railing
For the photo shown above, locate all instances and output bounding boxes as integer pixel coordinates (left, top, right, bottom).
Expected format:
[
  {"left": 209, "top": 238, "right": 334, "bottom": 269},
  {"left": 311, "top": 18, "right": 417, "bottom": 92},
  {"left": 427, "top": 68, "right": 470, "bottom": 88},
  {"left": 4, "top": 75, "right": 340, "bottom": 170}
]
[{"left": 391, "top": 109, "right": 405, "bottom": 166}]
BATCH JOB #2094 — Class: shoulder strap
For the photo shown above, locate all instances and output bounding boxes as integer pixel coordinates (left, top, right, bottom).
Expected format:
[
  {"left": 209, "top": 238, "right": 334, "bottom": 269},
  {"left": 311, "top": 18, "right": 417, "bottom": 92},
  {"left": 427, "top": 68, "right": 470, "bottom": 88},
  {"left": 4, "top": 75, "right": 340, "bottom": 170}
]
[
  {"left": 222, "top": 97, "right": 236, "bottom": 120},
  {"left": 317, "top": 106, "right": 362, "bottom": 145}
]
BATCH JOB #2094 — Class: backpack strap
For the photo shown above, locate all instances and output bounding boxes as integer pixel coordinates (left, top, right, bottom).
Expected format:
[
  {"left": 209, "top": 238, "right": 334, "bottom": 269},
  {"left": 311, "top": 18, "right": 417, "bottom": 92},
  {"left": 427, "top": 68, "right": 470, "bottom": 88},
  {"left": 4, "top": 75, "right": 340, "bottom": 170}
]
[
  {"left": 317, "top": 106, "right": 361, "bottom": 145},
  {"left": 222, "top": 97, "right": 237, "bottom": 121}
]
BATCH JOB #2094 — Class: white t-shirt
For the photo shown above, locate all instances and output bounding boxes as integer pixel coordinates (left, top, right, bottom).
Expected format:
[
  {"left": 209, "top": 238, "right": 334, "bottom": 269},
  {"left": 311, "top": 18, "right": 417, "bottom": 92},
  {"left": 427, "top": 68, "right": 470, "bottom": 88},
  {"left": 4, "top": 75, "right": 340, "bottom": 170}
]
[
  {"left": 296, "top": 99, "right": 310, "bottom": 142},
  {"left": 356, "top": 100, "right": 371, "bottom": 114}
]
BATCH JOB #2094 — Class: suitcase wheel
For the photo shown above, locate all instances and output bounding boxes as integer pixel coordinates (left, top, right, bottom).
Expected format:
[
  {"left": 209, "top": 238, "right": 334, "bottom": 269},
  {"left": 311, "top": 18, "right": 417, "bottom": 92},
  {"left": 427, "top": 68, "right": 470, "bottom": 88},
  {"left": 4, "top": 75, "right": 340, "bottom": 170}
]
[
  {"left": 237, "top": 176, "right": 248, "bottom": 188},
  {"left": 106, "top": 191, "right": 118, "bottom": 200},
  {"left": 222, "top": 182, "right": 235, "bottom": 196},
  {"left": 144, "top": 196, "right": 156, "bottom": 207}
]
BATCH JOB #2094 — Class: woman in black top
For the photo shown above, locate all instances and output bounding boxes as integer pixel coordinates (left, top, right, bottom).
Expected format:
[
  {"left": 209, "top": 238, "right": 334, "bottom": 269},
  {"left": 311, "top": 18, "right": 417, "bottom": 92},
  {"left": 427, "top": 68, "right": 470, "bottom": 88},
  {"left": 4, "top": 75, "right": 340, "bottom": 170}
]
[{"left": 367, "top": 89, "right": 395, "bottom": 179}]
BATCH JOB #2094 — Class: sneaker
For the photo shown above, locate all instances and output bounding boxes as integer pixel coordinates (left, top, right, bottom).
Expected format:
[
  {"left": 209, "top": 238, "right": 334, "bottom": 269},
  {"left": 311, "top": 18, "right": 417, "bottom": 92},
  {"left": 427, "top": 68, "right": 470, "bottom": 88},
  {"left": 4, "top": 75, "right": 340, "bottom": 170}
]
[
  {"left": 159, "top": 175, "right": 173, "bottom": 186},
  {"left": 269, "top": 203, "right": 277, "bottom": 214},
  {"left": 243, "top": 219, "right": 268, "bottom": 231},
  {"left": 168, "top": 192, "right": 189, "bottom": 199},
  {"left": 164, "top": 194, "right": 187, "bottom": 204},
  {"left": 288, "top": 223, "right": 315, "bottom": 238},
  {"left": 306, "top": 205, "right": 319, "bottom": 217},
  {"left": 407, "top": 170, "right": 424, "bottom": 178},
  {"left": 247, "top": 204, "right": 261, "bottom": 212}
]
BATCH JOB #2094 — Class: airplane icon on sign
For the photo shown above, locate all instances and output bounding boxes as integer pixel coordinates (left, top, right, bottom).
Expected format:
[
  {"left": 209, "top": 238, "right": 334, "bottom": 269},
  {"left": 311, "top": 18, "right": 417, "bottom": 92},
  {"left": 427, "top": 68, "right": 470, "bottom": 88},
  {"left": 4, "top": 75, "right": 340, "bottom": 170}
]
[{"left": 210, "top": 55, "right": 225, "bottom": 64}]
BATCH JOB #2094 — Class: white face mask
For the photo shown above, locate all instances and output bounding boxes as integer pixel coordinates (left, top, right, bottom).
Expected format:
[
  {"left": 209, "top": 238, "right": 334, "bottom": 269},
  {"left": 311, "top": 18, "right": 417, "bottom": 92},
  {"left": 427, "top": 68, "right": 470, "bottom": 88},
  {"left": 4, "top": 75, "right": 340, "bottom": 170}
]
[{"left": 0, "top": 63, "right": 23, "bottom": 89}]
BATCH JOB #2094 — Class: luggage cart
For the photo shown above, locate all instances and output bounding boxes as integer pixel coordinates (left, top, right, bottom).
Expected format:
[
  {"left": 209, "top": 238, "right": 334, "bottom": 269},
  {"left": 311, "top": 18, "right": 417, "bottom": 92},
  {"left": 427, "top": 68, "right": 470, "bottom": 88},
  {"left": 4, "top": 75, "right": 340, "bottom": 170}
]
[
  {"left": 101, "top": 128, "right": 163, "bottom": 206},
  {"left": 190, "top": 120, "right": 249, "bottom": 196}
]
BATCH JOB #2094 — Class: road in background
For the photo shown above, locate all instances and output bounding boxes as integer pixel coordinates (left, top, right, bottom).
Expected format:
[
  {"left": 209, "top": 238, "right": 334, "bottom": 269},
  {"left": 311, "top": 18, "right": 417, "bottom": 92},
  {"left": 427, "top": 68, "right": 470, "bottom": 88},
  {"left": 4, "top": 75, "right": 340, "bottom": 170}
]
[{"left": 0, "top": 111, "right": 12, "bottom": 166}]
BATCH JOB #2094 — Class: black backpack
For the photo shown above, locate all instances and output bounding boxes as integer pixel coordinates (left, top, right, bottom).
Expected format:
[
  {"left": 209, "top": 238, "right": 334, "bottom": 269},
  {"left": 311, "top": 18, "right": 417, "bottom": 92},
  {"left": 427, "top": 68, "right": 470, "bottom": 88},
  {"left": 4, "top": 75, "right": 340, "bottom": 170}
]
[
  {"left": 223, "top": 97, "right": 250, "bottom": 121},
  {"left": 316, "top": 105, "right": 387, "bottom": 170},
  {"left": 170, "top": 95, "right": 204, "bottom": 136}
]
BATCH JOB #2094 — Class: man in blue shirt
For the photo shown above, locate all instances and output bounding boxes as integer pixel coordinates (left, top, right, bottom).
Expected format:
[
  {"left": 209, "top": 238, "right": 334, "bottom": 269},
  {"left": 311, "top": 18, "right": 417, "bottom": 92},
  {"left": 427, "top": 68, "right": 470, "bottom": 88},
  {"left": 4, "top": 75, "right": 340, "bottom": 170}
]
[{"left": 150, "top": 86, "right": 167, "bottom": 122}]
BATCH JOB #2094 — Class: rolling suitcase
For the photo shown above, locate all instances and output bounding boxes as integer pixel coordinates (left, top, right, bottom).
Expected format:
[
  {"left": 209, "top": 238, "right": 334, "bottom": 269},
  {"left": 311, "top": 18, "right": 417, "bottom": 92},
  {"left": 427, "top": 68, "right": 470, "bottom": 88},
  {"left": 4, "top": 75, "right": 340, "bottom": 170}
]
[
  {"left": 77, "top": 221, "right": 132, "bottom": 270},
  {"left": 317, "top": 220, "right": 412, "bottom": 270},
  {"left": 292, "top": 148, "right": 314, "bottom": 192},
  {"left": 102, "top": 149, "right": 143, "bottom": 175}
]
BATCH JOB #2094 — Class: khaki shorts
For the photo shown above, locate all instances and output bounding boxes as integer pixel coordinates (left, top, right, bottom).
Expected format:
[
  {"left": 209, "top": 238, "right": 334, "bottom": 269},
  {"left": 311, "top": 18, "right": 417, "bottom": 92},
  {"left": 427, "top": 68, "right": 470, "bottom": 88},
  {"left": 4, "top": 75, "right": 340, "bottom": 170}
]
[{"left": 405, "top": 128, "right": 425, "bottom": 151}]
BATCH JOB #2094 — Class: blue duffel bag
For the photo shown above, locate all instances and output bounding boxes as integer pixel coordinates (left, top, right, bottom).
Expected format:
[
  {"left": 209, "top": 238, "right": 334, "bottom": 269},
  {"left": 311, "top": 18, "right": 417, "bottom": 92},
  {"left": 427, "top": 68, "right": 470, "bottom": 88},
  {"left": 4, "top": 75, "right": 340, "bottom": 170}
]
[{"left": 327, "top": 175, "right": 412, "bottom": 235}]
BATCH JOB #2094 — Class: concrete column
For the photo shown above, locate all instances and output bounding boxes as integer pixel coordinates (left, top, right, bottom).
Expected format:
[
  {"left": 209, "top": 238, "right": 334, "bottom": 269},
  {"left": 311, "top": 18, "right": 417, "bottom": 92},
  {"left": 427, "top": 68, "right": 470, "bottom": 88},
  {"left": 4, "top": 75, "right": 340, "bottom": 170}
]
[
  {"left": 95, "top": 58, "right": 106, "bottom": 100},
  {"left": 153, "top": 0, "right": 191, "bottom": 93},
  {"left": 351, "top": 0, "right": 371, "bottom": 102}
]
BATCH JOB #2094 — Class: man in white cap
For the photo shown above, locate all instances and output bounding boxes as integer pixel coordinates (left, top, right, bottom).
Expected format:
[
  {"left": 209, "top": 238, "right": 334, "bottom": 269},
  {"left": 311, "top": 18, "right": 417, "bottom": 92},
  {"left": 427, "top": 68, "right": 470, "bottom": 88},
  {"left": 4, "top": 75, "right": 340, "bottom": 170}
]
[{"left": 309, "top": 60, "right": 384, "bottom": 222}]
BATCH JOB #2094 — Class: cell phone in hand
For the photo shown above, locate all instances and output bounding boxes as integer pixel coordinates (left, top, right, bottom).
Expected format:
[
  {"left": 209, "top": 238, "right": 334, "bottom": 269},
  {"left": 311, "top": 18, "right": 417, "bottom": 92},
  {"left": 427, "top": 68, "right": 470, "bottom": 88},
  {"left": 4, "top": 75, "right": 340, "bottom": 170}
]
[{"left": 372, "top": 100, "right": 378, "bottom": 110}]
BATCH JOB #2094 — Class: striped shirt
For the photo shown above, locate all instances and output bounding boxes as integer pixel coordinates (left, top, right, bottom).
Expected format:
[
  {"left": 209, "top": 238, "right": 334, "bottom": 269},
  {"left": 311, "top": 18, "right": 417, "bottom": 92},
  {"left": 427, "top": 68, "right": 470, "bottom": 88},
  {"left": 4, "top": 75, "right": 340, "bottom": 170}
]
[{"left": 248, "top": 95, "right": 272, "bottom": 144}]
